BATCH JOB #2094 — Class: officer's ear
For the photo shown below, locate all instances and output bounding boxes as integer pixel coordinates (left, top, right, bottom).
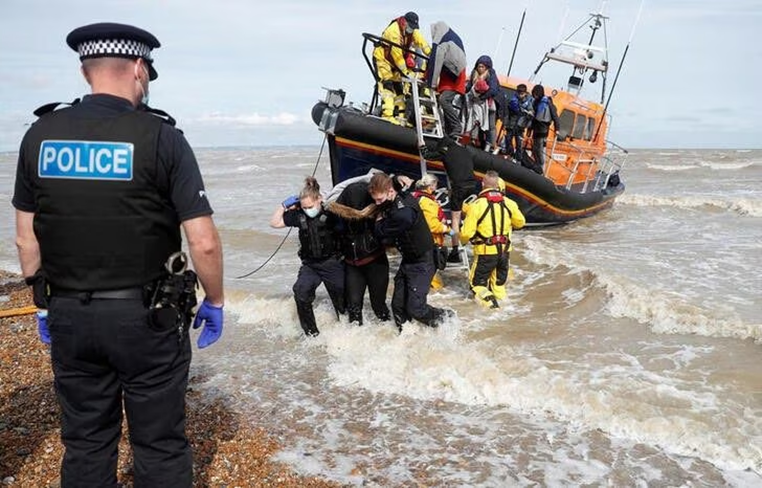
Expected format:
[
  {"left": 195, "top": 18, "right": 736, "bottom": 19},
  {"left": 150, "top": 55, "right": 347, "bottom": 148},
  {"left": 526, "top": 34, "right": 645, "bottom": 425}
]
[{"left": 80, "top": 64, "right": 91, "bottom": 85}]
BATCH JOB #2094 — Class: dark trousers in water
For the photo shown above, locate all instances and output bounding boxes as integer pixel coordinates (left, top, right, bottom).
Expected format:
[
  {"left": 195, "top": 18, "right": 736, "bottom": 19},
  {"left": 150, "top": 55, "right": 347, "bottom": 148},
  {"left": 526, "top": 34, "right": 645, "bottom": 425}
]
[
  {"left": 392, "top": 260, "right": 445, "bottom": 330},
  {"left": 293, "top": 256, "right": 345, "bottom": 336},
  {"left": 48, "top": 295, "right": 192, "bottom": 488},
  {"left": 345, "top": 255, "right": 390, "bottom": 325}
]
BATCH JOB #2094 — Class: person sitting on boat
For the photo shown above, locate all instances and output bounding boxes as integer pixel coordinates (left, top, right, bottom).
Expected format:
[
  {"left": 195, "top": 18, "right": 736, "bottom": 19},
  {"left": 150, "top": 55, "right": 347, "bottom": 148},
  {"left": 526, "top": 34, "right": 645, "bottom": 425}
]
[
  {"left": 412, "top": 174, "right": 454, "bottom": 291},
  {"left": 369, "top": 172, "right": 452, "bottom": 332},
  {"left": 527, "top": 84, "right": 561, "bottom": 173},
  {"left": 505, "top": 83, "right": 534, "bottom": 160},
  {"left": 270, "top": 177, "right": 345, "bottom": 337},
  {"left": 373, "top": 11, "right": 431, "bottom": 125},
  {"left": 465, "top": 55, "right": 500, "bottom": 151},
  {"left": 460, "top": 171, "right": 525, "bottom": 308},
  {"left": 425, "top": 21, "right": 467, "bottom": 139},
  {"left": 327, "top": 176, "right": 392, "bottom": 327}
]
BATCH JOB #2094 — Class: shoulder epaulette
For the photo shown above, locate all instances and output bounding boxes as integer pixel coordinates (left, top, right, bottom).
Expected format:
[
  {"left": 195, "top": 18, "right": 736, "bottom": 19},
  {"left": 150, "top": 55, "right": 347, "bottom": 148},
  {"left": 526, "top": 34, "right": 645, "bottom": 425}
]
[
  {"left": 139, "top": 104, "right": 178, "bottom": 128},
  {"left": 33, "top": 98, "right": 81, "bottom": 117}
]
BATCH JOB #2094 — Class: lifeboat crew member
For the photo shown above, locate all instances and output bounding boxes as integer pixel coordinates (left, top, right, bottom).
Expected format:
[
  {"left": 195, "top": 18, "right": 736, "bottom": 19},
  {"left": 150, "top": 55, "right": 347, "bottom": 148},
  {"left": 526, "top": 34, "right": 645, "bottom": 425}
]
[
  {"left": 12, "top": 22, "right": 225, "bottom": 487},
  {"left": 412, "top": 173, "right": 454, "bottom": 290},
  {"left": 369, "top": 173, "right": 451, "bottom": 331},
  {"left": 329, "top": 179, "right": 391, "bottom": 326},
  {"left": 372, "top": 11, "right": 431, "bottom": 124},
  {"left": 270, "top": 177, "right": 345, "bottom": 337},
  {"left": 459, "top": 171, "right": 525, "bottom": 308}
]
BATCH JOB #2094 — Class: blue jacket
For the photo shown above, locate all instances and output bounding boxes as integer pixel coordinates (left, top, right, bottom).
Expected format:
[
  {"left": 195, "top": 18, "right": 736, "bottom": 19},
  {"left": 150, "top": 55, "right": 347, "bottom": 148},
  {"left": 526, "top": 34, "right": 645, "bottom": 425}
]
[{"left": 465, "top": 55, "right": 499, "bottom": 101}]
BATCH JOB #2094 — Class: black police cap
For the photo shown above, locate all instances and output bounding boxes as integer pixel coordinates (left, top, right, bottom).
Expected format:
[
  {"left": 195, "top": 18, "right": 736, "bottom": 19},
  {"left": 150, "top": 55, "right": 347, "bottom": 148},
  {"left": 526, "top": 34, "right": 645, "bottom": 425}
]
[{"left": 66, "top": 22, "right": 161, "bottom": 80}]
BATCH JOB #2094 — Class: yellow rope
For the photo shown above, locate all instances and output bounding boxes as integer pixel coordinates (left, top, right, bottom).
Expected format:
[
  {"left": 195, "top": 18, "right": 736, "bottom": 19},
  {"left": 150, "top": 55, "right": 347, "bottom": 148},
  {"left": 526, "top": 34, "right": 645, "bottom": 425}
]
[{"left": 0, "top": 305, "right": 38, "bottom": 318}]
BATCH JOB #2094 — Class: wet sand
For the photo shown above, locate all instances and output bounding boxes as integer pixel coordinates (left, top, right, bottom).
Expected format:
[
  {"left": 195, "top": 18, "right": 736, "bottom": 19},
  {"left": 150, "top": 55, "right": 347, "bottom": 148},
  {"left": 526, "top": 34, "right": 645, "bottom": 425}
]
[{"left": 0, "top": 271, "right": 338, "bottom": 487}]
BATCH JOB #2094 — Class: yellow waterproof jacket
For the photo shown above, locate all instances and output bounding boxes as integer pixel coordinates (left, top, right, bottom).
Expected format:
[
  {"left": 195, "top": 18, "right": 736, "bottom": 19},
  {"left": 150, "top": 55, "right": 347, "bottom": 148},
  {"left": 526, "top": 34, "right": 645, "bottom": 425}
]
[
  {"left": 414, "top": 190, "right": 450, "bottom": 246},
  {"left": 373, "top": 19, "right": 431, "bottom": 79},
  {"left": 460, "top": 188, "right": 526, "bottom": 255}
]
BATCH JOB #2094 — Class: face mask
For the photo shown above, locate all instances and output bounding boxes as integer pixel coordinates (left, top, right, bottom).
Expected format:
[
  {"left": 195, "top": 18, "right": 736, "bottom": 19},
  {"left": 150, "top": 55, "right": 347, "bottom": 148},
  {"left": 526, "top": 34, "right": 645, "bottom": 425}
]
[
  {"left": 303, "top": 206, "right": 320, "bottom": 218},
  {"left": 135, "top": 62, "right": 150, "bottom": 106},
  {"left": 405, "top": 25, "right": 414, "bottom": 35}
]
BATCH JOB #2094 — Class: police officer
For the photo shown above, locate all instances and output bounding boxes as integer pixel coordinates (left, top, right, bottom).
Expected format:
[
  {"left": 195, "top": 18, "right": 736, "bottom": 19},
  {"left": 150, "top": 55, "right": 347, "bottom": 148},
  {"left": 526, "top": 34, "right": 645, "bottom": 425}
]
[
  {"left": 270, "top": 176, "right": 345, "bottom": 337},
  {"left": 12, "top": 23, "right": 224, "bottom": 487},
  {"left": 459, "top": 171, "right": 525, "bottom": 308},
  {"left": 368, "top": 173, "right": 451, "bottom": 331}
]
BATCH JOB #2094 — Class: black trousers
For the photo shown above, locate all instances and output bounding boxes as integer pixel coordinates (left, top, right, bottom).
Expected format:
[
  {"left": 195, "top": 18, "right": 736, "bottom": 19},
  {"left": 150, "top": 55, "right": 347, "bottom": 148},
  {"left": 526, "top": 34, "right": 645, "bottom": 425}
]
[
  {"left": 392, "top": 259, "right": 444, "bottom": 330},
  {"left": 293, "top": 256, "right": 345, "bottom": 336},
  {"left": 48, "top": 296, "right": 192, "bottom": 488},
  {"left": 471, "top": 252, "right": 509, "bottom": 289},
  {"left": 439, "top": 90, "right": 463, "bottom": 138},
  {"left": 345, "top": 255, "right": 390, "bottom": 325}
]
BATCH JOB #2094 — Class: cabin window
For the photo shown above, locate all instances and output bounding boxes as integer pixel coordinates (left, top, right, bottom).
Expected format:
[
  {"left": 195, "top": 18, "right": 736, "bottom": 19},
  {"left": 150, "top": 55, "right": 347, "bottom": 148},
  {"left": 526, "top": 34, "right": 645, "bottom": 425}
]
[
  {"left": 572, "top": 113, "right": 586, "bottom": 139},
  {"left": 585, "top": 117, "right": 597, "bottom": 141},
  {"left": 557, "top": 109, "right": 575, "bottom": 140}
]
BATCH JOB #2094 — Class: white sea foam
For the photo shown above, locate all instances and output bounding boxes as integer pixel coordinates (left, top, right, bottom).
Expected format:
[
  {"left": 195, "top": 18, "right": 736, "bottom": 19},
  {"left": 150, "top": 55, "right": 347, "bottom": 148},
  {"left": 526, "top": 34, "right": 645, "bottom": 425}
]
[
  {"left": 644, "top": 163, "right": 698, "bottom": 171},
  {"left": 234, "top": 164, "right": 266, "bottom": 172},
  {"left": 222, "top": 293, "right": 762, "bottom": 474},
  {"left": 619, "top": 194, "right": 762, "bottom": 216}
]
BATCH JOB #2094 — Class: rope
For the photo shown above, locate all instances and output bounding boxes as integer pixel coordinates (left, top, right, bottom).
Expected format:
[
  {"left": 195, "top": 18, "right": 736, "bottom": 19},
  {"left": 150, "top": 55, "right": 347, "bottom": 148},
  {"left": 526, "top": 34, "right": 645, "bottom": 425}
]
[
  {"left": 0, "top": 305, "right": 38, "bottom": 319},
  {"left": 235, "top": 134, "right": 328, "bottom": 279}
]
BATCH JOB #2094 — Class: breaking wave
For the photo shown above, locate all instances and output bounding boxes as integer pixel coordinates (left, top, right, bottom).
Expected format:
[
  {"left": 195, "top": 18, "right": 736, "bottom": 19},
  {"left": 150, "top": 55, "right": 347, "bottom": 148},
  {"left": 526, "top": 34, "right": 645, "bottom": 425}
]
[{"left": 618, "top": 194, "right": 762, "bottom": 217}]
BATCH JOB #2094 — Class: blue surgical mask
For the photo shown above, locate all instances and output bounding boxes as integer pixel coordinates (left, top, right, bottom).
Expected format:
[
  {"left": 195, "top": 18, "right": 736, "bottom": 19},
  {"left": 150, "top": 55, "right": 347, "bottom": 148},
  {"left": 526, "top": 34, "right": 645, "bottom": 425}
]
[{"left": 303, "top": 206, "right": 320, "bottom": 218}]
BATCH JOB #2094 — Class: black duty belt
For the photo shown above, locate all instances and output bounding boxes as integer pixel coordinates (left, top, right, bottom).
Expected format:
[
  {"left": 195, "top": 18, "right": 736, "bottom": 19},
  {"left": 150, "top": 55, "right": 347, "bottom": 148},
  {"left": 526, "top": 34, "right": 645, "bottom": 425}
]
[{"left": 50, "top": 287, "right": 144, "bottom": 300}]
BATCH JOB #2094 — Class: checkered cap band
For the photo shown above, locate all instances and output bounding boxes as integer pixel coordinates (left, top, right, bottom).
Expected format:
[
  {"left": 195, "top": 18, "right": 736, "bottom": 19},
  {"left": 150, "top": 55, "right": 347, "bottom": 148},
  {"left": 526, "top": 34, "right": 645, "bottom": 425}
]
[{"left": 77, "top": 38, "right": 153, "bottom": 61}]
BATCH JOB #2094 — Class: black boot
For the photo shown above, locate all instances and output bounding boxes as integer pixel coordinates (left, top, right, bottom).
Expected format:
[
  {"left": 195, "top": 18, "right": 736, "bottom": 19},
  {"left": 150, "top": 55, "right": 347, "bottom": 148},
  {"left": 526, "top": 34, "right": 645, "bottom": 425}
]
[
  {"left": 348, "top": 305, "right": 363, "bottom": 326},
  {"left": 295, "top": 299, "right": 320, "bottom": 337},
  {"left": 447, "top": 247, "right": 462, "bottom": 263}
]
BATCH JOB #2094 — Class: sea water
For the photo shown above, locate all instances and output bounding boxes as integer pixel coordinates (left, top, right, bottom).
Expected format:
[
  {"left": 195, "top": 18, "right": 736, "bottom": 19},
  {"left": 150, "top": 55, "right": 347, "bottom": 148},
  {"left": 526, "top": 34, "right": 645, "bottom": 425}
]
[{"left": 1, "top": 147, "right": 760, "bottom": 486}]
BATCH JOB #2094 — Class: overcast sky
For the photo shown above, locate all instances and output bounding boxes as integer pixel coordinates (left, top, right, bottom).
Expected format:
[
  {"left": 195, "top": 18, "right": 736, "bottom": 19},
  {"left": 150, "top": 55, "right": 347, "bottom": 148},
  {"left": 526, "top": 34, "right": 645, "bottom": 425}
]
[{"left": 1, "top": 0, "right": 759, "bottom": 151}]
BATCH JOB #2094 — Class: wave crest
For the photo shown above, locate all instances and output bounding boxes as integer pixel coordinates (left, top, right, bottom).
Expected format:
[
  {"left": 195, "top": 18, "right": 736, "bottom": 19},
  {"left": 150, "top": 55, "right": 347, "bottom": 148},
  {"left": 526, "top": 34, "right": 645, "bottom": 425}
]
[{"left": 619, "top": 194, "right": 762, "bottom": 216}]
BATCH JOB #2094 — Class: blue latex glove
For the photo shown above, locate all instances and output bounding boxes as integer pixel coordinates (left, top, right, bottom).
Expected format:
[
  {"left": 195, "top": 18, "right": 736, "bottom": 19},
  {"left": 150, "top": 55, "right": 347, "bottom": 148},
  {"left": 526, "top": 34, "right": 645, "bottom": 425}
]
[
  {"left": 36, "top": 310, "right": 51, "bottom": 345},
  {"left": 282, "top": 195, "right": 300, "bottom": 209},
  {"left": 192, "top": 299, "right": 224, "bottom": 349}
]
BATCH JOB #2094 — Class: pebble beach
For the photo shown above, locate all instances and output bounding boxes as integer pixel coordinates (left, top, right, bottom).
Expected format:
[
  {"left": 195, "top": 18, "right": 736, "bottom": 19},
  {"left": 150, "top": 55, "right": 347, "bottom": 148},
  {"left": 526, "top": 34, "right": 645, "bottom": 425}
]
[{"left": 0, "top": 270, "right": 337, "bottom": 488}]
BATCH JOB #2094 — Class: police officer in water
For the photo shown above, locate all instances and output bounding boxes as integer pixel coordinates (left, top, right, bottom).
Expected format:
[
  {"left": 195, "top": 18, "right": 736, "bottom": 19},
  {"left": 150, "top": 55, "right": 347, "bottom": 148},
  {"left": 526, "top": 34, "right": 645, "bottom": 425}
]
[
  {"left": 12, "top": 23, "right": 224, "bottom": 487},
  {"left": 270, "top": 176, "right": 345, "bottom": 337},
  {"left": 368, "top": 172, "right": 452, "bottom": 331}
]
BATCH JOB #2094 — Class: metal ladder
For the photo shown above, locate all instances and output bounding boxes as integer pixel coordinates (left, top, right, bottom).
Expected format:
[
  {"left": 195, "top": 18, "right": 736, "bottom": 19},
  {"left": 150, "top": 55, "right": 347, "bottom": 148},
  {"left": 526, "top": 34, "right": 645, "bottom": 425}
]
[
  {"left": 408, "top": 76, "right": 444, "bottom": 175},
  {"left": 407, "top": 77, "right": 472, "bottom": 271}
]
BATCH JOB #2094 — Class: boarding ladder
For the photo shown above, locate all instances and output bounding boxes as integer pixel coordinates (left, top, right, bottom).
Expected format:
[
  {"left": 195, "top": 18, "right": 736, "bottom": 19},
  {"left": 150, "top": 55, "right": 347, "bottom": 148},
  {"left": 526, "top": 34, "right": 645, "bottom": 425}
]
[
  {"left": 408, "top": 76, "right": 444, "bottom": 172},
  {"left": 407, "top": 77, "right": 471, "bottom": 271}
]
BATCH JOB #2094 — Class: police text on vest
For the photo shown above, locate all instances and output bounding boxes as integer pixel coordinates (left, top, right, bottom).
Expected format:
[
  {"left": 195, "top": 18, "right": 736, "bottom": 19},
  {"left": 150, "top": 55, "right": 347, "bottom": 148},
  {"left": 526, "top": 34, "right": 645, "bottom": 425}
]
[{"left": 38, "top": 140, "right": 134, "bottom": 181}]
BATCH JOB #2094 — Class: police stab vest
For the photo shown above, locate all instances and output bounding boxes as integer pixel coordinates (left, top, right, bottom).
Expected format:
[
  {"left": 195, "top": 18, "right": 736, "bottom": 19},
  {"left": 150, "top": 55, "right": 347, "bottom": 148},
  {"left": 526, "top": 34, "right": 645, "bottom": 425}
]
[
  {"left": 297, "top": 210, "right": 337, "bottom": 262},
  {"left": 392, "top": 193, "right": 433, "bottom": 262},
  {"left": 23, "top": 105, "right": 181, "bottom": 290}
]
